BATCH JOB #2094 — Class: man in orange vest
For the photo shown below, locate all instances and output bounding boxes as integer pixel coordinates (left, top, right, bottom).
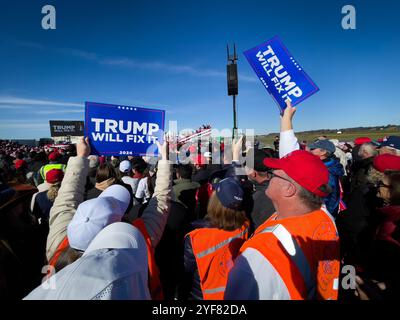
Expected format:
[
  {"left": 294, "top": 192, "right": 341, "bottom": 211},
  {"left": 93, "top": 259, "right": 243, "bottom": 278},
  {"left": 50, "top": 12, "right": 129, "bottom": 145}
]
[{"left": 225, "top": 150, "right": 340, "bottom": 300}]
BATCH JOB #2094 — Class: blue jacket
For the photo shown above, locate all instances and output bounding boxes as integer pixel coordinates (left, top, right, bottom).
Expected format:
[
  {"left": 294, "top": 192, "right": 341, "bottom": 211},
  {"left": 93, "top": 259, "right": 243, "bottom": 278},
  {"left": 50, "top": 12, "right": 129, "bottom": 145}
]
[{"left": 324, "top": 157, "right": 344, "bottom": 217}]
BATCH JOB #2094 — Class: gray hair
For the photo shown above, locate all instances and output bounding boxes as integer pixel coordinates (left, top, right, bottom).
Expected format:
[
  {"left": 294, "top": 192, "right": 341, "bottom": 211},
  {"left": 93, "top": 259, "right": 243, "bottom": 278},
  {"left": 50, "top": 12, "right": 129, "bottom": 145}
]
[
  {"left": 358, "top": 143, "right": 378, "bottom": 158},
  {"left": 297, "top": 184, "right": 331, "bottom": 211}
]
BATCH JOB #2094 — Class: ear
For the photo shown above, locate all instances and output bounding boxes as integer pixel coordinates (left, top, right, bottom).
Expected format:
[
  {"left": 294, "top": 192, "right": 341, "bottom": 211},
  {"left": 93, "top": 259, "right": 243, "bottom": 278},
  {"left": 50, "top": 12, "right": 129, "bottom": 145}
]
[{"left": 282, "top": 182, "right": 297, "bottom": 198}]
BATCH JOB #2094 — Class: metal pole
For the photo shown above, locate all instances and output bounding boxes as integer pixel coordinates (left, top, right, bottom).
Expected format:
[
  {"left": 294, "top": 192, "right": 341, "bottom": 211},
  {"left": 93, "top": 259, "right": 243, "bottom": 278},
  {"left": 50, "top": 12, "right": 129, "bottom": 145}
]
[{"left": 233, "top": 95, "right": 237, "bottom": 139}]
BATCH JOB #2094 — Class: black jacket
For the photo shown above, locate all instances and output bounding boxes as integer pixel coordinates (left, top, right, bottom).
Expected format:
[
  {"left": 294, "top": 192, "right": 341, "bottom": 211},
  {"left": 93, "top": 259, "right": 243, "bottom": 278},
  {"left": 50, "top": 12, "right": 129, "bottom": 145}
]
[
  {"left": 32, "top": 191, "right": 54, "bottom": 223},
  {"left": 181, "top": 219, "right": 211, "bottom": 300}
]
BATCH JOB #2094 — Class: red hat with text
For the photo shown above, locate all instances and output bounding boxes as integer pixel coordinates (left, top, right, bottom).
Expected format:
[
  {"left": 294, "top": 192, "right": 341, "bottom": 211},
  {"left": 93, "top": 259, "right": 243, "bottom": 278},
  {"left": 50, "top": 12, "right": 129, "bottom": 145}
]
[{"left": 264, "top": 150, "right": 329, "bottom": 197}]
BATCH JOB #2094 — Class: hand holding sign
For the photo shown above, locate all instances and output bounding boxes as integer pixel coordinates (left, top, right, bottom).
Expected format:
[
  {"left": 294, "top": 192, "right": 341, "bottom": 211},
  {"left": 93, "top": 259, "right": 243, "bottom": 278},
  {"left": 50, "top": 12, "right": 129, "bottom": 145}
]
[
  {"left": 156, "top": 135, "right": 169, "bottom": 161},
  {"left": 232, "top": 135, "right": 244, "bottom": 162},
  {"left": 77, "top": 137, "right": 91, "bottom": 158},
  {"left": 281, "top": 100, "right": 297, "bottom": 132},
  {"left": 85, "top": 102, "right": 165, "bottom": 156}
]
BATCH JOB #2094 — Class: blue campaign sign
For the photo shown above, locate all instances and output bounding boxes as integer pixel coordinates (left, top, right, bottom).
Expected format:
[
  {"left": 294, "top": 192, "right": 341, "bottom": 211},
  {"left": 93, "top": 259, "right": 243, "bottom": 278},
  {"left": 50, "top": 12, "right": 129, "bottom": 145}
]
[
  {"left": 85, "top": 102, "right": 165, "bottom": 156},
  {"left": 244, "top": 36, "right": 319, "bottom": 113}
]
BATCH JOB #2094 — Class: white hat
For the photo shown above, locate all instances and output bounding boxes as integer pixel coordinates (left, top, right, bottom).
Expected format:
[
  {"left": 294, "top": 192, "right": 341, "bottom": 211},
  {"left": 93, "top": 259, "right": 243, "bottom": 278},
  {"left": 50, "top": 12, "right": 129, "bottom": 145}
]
[
  {"left": 84, "top": 222, "right": 146, "bottom": 255},
  {"left": 204, "top": 151, "right": 212, "bottom": 158},
  {"left": 119, "top": 160, "right": 132, "bottom": 173},
  {"left": 24, "top": 222, "right": 150, "bottom": 300},
  {"left": 67, "top": 185, "right": 131, "bottom": 251}
]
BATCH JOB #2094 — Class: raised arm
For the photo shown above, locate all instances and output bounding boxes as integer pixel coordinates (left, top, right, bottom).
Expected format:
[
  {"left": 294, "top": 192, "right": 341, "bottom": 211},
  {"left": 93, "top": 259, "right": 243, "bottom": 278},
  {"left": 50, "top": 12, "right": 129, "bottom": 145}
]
[
  {"left": 279, "top": 100, "right": 300, "bottom": 158},
  {"left": 46, "top": 137, "right": 90, "bottom": 261},
  {"left": 139, "top": 139, "right": 172, "bottom": 248}
]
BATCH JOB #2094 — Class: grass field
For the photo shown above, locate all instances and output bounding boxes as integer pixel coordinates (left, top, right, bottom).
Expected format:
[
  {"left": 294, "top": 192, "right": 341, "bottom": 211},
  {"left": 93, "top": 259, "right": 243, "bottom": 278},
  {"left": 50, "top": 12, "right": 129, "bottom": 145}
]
[{"left": 257, "top": 129, "right": 400, "bottom": 147}]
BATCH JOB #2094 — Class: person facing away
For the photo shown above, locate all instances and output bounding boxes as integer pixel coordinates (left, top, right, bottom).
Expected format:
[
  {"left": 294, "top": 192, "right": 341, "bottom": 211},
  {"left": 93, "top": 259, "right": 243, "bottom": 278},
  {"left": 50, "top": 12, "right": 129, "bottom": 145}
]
[
  {"left": 224, "top": 150, "right": 340, "bottom": 300},
  {"left": 125, "top": 157, "right": 149, "bottom": 195},
  {"left": 86, "top": 162, "right": 118, "bottom": 200},
  {"left": 45, "top": 137, "right": 172, "bottom": 300},
  {"left": 37, "top": 151, "right": 66, "bottom": 185},
  {"left": 32, "top": 169, "right": 64, "bottom": 228},
  {"left": 183, "top": 177, "right": 250, "bottom": 300},
  {"left": 24, "top": 222, "right": 150, "bottom": 300},
  {"left": 172, "top": 164, "right": 200, "bottom": 211}
]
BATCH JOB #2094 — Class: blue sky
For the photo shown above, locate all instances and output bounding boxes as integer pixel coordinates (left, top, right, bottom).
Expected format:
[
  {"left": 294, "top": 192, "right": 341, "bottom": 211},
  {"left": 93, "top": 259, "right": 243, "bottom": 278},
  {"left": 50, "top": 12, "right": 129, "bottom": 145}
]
[{"left": 0, "top": 0, "right": 399, "bottom": 139}]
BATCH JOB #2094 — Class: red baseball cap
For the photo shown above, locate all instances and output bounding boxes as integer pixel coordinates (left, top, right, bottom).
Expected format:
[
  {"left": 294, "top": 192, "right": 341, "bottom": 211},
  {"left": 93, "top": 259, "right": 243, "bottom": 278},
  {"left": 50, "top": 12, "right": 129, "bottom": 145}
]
[
  {"left": 373, "top": 154, "right": 400, "bottom": 173},
  {"left": 46, "top": 169, "right": 64, "bottom": 184},
  {"left": 48, "top": 151, "right": 61, "bottom": 161},
  {"left": 15, "top": 159, "right": 26, "bottom": 170},
  {"left": 354, "top": 137, "right": 371, "bottom": 146},
  {"left": 263, "top": 150, "right": 329, "bottom": 197}
]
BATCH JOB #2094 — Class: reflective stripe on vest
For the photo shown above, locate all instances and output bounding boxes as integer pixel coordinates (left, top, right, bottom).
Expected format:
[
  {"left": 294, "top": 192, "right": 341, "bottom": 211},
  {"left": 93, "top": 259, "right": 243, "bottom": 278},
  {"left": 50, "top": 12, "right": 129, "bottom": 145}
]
[
  {"left": 196, "top": 227, "right": 248, "bottom": 259},
  {"left": 204, "top": 286, "right": 226, "bottom": 294},
  {"left": 260, "top": 224, "right": 316, "bottom": 299},
  {"left": 41, "top": 164, "right": 66, "bottom": 180},
  {"left": 190, "top": 224, "right": 249, "bottom": 300}
]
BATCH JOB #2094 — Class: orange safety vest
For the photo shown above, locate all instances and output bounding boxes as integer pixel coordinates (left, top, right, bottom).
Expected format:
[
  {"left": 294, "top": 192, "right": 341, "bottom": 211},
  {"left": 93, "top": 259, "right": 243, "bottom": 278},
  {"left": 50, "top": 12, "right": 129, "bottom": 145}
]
[
  {"left": 189, "top": 222, "right": 249, "bottom": 300},
  {"left": 48, "top": 236, "right": 70, "bottom": 268},
  {"left": 241, "top": 209, "right": 340, "bottom": 300},
  {"left": 132, "top": 218, "right": 163, "bottom": 300}
]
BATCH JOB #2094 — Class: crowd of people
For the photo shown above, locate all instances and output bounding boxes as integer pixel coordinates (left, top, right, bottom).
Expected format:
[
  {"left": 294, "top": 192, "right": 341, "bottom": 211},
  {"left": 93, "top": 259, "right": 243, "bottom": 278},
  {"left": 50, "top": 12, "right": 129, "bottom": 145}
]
[{"left": 1, "top": 102, "right": 400, "bottom": 300}]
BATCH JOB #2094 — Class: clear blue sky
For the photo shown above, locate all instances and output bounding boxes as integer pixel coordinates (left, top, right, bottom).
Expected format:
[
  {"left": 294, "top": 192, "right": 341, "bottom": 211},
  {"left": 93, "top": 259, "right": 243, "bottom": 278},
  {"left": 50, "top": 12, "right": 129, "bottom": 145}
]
[{"left": 0, "top": 0, "right": 399, "bottom": 139}]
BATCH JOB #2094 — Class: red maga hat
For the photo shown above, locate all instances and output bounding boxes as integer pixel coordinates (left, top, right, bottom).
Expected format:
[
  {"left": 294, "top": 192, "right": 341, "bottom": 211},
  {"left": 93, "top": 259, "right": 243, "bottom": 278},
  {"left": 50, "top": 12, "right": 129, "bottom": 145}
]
[
  {"left": 263, "top": 150, "right": 329, "bottom": 197},
  {"left": 373, "top": 154, "right": 400, "bottom": 173},
  {"left": 46, "top": 169, "right": 64, "bottom": 184},
  {"left": 354, "top": 137, "right": 371, "bottom": 146},
  {"left": 48, "top": 151, "right": 61, "bottom": 161}
]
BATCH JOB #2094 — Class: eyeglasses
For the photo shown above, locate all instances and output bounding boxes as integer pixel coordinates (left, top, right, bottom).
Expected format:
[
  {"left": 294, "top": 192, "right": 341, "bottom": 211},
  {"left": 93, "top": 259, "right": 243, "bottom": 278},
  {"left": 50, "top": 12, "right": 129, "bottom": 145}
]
[{"left": 270, "top": 172, "right": 295, "bottom": 185}]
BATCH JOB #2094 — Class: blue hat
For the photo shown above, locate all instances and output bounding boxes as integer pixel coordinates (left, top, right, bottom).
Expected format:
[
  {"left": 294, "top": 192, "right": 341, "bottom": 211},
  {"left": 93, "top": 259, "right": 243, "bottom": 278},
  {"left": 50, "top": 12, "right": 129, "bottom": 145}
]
[
  {"left": 215, "top": 177, "right": 244, "bottom": 210},
  {"left": 380, "top": 136, "right": 400, "bottom": 150},
  {"left": 308, "top": 140, "right": 336, "bottom": 154}
]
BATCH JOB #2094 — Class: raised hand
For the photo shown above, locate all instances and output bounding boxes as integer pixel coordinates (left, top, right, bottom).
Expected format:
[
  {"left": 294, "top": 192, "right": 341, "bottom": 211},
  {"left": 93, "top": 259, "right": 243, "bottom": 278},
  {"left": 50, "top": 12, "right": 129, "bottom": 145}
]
[
  {"left": 232, "top": 135, "right": 244, "bottom": 162},
  {"left": 281, "top": 100, "right": 297, "bottom": 131},
  {"left": 77, "top": 137, "right": 91, "bottom": 158},
  {"left": 156, "top": 135, "right": 169, "bottom": 161}
]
